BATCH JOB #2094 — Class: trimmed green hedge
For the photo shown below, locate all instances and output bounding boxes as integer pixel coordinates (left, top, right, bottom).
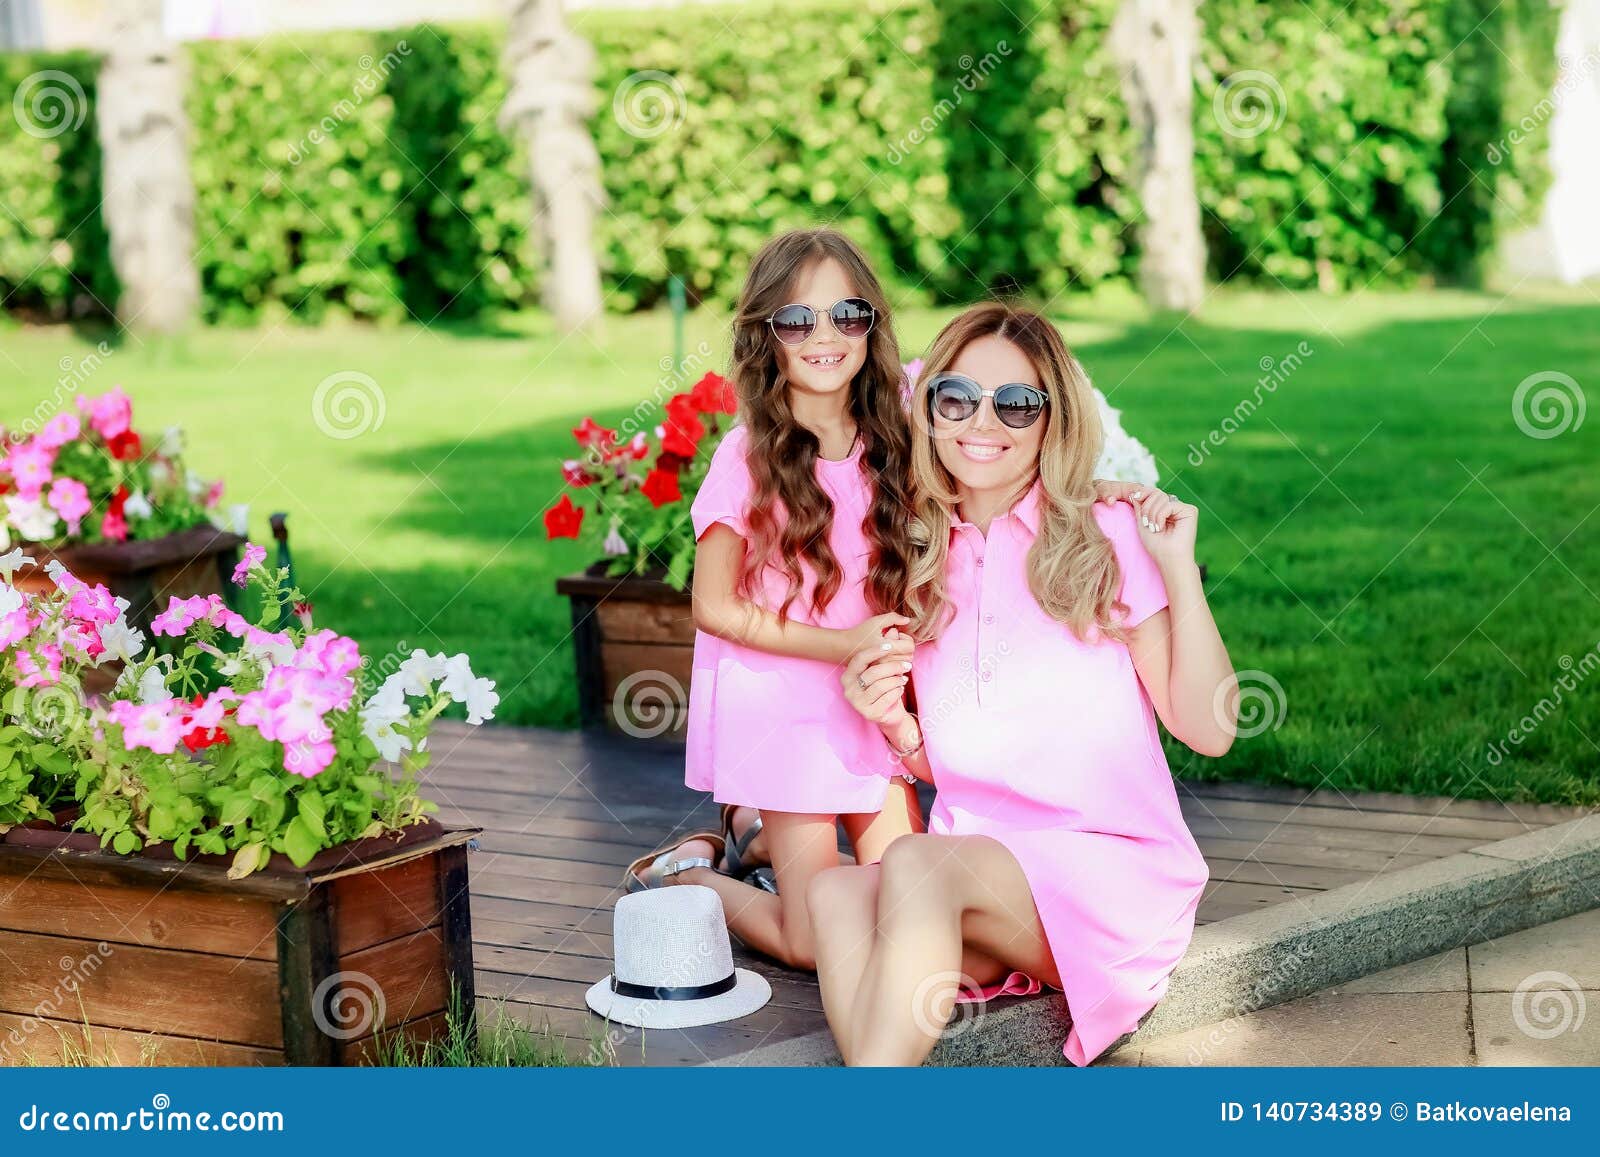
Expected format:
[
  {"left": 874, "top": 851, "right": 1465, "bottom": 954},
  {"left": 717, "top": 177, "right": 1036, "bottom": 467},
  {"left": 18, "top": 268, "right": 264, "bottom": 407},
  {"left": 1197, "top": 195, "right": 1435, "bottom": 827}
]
[{"left": 0, "top": 0, "right": 1564, "bottom": 323}]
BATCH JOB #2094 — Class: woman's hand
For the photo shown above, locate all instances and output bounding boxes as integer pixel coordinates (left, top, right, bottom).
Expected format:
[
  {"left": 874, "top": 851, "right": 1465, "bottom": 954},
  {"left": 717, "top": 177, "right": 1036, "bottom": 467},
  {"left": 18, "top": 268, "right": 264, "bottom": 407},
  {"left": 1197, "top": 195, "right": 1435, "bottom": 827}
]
[
  {"left": 1130, "top": 488, "right": 1199, "bottom": 571},
  {"left": 1093, "top": 479, "right": 1150, "bottom": 505},
  {"left": 841, "top": 642, "right": 914, "bottom": 727}
]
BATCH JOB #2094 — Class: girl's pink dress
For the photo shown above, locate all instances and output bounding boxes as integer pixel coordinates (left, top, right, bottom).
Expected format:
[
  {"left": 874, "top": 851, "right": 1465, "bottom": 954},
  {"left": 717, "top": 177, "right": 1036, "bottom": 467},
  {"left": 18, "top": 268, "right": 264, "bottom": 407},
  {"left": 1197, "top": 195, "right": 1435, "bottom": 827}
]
[
  {"left": 685, "top": 424, "right": 897, "bottom": 814},
  {"left": 915, "top": 484, "right": 1210, "bottom": 1066}
]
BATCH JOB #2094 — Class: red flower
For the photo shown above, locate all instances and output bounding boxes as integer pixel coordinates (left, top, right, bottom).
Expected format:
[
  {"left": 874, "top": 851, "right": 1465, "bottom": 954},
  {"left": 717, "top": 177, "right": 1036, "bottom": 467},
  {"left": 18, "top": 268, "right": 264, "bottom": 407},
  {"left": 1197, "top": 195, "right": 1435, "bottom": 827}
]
[
  {"left": 562, "top": 459, "right": 597, "bottom": 487},
  {"left": 181, "top": 694, "right": 230, "bottom": 752},
  {"left": 654, "top": 451, "right": 688, "bottom": 474},
  {"left": 689, "top": 372, "right": 738, "bottom": 415},
  {"left": 106, "top": 430, "right": 142, "bottom": 461},
  {"left": 101, "top": 485, "right": 129, "bottom": 542},
  {"left": 623, "top": 431, "right": 649, "bottom": 460},
  {"left": 572, "top": 417, "right": 617, "bottom": 450},
  {"left": 660, "top": 394, "right": 705, "bottom": 459},
  {"left": 640, "top": 467, "right": 682, "bottom": 508},
  {"left": 544, "top": 494, "right": 585, "bottom": 539}
]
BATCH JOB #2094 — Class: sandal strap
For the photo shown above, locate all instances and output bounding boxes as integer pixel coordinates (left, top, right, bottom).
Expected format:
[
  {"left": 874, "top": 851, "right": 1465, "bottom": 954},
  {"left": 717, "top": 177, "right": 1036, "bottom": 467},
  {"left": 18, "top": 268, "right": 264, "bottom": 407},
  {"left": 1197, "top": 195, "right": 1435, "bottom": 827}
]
[{"left": 662, "top": 855, "right": 715, "bottom": 878}]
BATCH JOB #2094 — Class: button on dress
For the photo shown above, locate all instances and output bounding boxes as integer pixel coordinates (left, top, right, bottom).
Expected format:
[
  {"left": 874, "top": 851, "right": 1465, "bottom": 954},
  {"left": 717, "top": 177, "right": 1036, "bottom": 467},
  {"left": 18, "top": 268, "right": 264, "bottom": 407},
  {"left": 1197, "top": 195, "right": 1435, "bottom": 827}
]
[
  {"left": 915, "top": 483, "right": 1210, "bottom": 1065},
  {"left": 685, "top": 424, "right": 898, "bottom": 814}
]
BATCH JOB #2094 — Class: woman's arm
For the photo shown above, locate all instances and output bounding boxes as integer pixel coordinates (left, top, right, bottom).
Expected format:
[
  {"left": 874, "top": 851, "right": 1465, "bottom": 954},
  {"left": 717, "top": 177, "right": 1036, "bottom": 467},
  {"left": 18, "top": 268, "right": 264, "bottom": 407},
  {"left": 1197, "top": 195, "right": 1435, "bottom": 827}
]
[
  {"left": 841, "top": 646, "right": 934, "bottom": 785},
  {"left": 693, "top": 523, "right": 908, "bottom": 664},
  {"left": 1123, "top": 492, "right": 1238, "bottom": 757}
]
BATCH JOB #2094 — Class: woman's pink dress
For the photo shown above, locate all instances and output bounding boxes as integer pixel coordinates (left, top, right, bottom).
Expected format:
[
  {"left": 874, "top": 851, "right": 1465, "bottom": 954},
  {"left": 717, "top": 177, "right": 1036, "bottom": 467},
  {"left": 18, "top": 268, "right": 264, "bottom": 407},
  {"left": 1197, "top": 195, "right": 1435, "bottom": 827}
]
[
  {"left": 914, "top": 484, "right": 1210, "bottom": 1066},
  {"left": 685, "top": 424, "right": 897, "bottom": 814}
]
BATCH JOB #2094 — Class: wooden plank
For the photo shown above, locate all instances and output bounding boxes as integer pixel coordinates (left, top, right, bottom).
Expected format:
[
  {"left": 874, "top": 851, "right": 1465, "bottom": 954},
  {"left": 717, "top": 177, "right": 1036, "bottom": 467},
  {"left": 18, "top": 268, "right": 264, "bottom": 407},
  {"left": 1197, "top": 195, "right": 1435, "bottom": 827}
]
[
  {"left": 599, "top": 642, "right": 694, "bottom": 701},
  {"left": 471, "top": 869, "right": 620, "bottom": 912},
  {"left": 1181, "top": 814, "right": 1481, "bottom": 857},
  {"left": 1202, "top": 858, "right": 1368, "bottom": 890},
  {"left": 0, "top": 1012, "right": 282, "bottom": 1068},
  {"left": 338, "top": 1009, "right": 453, "bottom": 1066},
  {"left": 278, "top": 887, "right": 337, "bottom": 1064},
  {"left": 0, "top": 845, "right": 307, "bottom": 900},
  {"left": 1193, "top": 836, "right": 1440, "bottom": 875},
  {"left": 470, "top": 895, "right": 617, "bottom": 937},
  {"left": 1181, "top": 778, "right": 1591, "bottom": 827},
  {"left": 473, "top": 943, "right": 822, "bottom": 1013},
  {"left": 1178, "top": 795, "right": 1538, "bottom": 842},
  {"left": 597, "top": 600, "right": 697, "bottom": 646},
  {"left": 438, "top": 842, "right": 478, "bottom": 1047},
  {"left": 465, "top": 850, "right": 624, "bottom": 889},
  {"left": 473, "top": 917, "right": 612, "bottom": 958},
  {"left": 1199, "top": 879, "right": 1321, "bottom": 915},
  {"left": 0, "top": 873, "right": 280, "bottom": 960},
  {"left": 341, "top": 925, "right": 451, "bottom": 1032},
  {"left": 468, "top": 830, "right": 641, "bottom": 868},
  {"left": 0, "top": 931, "right": 282, "bottom": 1047},
  {"left": 331, "top": 853, "right": 443, "bottom": 955}
]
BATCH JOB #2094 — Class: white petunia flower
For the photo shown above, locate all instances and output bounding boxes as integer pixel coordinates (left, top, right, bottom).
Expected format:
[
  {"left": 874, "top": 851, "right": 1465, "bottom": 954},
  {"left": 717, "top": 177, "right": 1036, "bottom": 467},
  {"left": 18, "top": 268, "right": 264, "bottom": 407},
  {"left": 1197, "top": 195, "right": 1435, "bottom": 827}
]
[
  {"left": 136, "top": 662, "right": 171, "bottom": 705},
  {"left": 0, "top": 547, "right": 32, "bottom": 582},
  {"left": 463, "top": 676, "right": 499, "bottom": 725},
  {"left": 438, "top": 653, "right": 475, "bottom": 701},
  {"left": 123, "top": 491, "right": 153, "bottom": 520},
  {"left": 7, "top": 496, "right": 59, "bottom": 542},
  {"left": 99, "top": 617, "right": 146, "bottom": 664},
  {"left": 159, "top": 426, "right": 184, "bottom": 457}
]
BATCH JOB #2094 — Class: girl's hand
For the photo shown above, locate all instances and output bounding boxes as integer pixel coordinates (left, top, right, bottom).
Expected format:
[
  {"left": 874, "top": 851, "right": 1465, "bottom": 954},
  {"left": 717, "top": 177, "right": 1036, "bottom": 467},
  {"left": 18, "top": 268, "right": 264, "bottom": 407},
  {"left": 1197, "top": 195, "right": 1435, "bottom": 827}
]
[
  {"left": 1132, "top": 488, "right": 1199, "bottom": 569},
  {"left": 838, "top": 612, "right": 912, "bottom": 666},
  {"left": 1093, "top": 479, "right": 1150, "bottom": 505},
  {"left": 841, "top": 645, "right": 913, "bottom": 726}
]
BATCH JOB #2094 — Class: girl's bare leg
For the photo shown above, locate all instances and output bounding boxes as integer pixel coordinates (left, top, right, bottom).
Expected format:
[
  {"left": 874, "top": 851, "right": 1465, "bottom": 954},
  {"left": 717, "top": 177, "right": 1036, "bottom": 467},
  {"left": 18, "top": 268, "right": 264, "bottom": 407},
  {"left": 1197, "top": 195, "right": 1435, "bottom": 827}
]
[
  {"left": 670, "top": 811, "right": 840, "bottom": 970},
  {"left": 847, "top": 833, "right": 1060, "bottom": 1066},
  {"left": 839, "top": 777, "right": 925, "bottom": 864}
]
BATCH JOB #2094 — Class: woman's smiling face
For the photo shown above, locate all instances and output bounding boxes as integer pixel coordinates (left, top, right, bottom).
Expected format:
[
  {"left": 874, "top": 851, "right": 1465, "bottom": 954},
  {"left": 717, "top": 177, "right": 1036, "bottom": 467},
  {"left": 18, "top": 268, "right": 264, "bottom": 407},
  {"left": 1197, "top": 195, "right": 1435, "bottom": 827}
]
[
  {"left": 932, "top": 333, "right": 1047, "bottom": 497},
  {"left": 773, "top": 257, "right": 870, "bottom": 399}
]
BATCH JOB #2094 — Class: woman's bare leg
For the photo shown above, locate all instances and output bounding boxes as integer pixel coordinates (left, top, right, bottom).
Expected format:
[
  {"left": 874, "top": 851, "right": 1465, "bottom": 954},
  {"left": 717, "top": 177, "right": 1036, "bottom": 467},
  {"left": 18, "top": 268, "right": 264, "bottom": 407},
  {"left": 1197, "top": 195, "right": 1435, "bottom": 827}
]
[
  {"left": 669, "top": 811, "right": 840, "bottom": 970},
  {"left": 808, "top": 864, "right": 878, "bottom": 1061},
  {"left": 847, "top": 833, "right": 1059, "bottom": 1066}
]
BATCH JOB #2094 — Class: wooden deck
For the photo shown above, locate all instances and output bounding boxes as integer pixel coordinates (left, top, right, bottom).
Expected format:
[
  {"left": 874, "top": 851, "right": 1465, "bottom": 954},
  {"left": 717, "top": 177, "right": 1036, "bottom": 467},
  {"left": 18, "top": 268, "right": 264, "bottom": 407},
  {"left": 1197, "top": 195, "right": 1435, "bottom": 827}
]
[{"left": 424, "top": 720, "right": 1591, "bottom": 1066}]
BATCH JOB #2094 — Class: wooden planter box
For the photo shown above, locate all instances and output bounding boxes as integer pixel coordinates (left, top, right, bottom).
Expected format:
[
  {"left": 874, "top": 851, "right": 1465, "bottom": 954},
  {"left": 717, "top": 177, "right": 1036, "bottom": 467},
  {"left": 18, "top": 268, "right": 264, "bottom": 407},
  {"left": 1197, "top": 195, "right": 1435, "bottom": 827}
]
[
  {"left": 557, "top": 565, "right": 694, "bottom": 742},
  {"left": 12, "top": 524, "right": 247, "bottom": 638},
  {"left": 0, "top": 823, "right": 477, "bottom": 1067}
]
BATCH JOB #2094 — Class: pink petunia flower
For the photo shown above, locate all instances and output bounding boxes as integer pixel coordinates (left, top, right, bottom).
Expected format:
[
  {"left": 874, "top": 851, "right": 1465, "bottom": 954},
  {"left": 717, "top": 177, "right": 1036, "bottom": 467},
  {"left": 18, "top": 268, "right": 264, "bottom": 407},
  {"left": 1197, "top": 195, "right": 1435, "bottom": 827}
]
[
  {"left": 35, "top": 412, "right": 81, "bottom": 450},
  {"left": 109, "top": 699, "right": 184, "bottom": 755},
  {"left": 231, "top": 542, "right": 266, "bottom": 585},
  {"left": 76, "top": 387, "right": 132, "bottom": 440},
  {"left": 15, "top": 643, "right": 64, "bottom": 687},
  {"left": 149, "top": 595, "right": 213, "bottom": 637},
  {"left": 47, "top": 477, "right": 91, "bottom": 535},
  {"left": 5, "top": 442, "right": 56, "bottom": 500}
]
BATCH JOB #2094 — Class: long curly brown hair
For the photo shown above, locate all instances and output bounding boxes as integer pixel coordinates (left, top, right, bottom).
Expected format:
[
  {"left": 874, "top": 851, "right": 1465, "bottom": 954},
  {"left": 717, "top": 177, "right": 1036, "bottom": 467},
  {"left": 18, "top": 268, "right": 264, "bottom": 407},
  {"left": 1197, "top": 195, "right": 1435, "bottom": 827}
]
[{"left": 729, "top": 229, "right": 914, "bottom": 621}]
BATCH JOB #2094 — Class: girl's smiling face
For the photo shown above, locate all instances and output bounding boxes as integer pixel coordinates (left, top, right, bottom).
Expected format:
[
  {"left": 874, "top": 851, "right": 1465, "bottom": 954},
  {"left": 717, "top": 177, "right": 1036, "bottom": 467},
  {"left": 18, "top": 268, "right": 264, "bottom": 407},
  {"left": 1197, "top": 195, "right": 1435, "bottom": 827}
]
[
  {"left": 932, "top": 333, "right": 1048, "bottom": 499},
  {"left": 774, "top": 257, "right": 871, "bottom": 400}
]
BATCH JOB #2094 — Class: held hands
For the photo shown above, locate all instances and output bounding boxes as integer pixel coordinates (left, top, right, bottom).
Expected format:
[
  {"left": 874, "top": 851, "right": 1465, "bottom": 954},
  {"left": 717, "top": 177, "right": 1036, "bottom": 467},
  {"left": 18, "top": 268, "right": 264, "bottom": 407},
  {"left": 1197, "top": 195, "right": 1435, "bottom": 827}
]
[
  {"left": 841, "top": 626, "right": 914, "bottom": 727},
  {"left": 1095, "top": 480, "right": 1198, "bottom": 573}
]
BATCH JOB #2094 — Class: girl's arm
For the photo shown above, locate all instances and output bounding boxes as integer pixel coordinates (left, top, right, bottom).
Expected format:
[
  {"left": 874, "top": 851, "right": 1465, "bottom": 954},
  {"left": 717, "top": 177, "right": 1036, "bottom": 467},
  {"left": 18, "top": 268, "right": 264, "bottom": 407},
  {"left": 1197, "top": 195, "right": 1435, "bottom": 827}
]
[
  {"left": 693, "top": 523, "right": 909, "bottom": 665},
  {"left": 1123, "top": 493, "right": 1238, "bottom": 757}
]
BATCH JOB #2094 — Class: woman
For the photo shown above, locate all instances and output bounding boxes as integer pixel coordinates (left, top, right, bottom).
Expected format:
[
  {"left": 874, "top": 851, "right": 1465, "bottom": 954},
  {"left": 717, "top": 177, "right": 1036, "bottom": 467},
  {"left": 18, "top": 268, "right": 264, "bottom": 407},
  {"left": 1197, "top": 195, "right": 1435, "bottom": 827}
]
[{"left": 810, "top": 302, "right": 1238, "bottom": 1066}]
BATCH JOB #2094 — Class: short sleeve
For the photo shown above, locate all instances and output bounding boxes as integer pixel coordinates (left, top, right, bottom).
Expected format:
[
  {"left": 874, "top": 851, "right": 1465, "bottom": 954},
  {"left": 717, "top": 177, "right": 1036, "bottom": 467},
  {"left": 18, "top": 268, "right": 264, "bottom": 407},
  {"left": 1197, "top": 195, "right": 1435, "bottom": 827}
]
[
  {"left": 690, "top": 424, "right": 753, "bottom": 540},
  {"left": 1097, "top": 501, "right": 1168, "bottom": 629}
]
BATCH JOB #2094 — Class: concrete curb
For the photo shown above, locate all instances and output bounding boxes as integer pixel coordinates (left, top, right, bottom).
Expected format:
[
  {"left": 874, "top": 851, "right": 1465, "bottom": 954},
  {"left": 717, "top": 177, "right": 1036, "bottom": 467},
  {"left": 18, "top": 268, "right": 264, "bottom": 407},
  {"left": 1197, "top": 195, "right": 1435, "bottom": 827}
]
[{"left": 712, "top": 812, "right": 1600, "bottom": 1067}]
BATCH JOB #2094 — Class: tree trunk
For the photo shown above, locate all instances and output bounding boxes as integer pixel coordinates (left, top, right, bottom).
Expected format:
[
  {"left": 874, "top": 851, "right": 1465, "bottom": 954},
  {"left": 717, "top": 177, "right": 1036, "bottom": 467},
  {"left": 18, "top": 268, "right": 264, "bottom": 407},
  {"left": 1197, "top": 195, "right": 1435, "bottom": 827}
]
[
  {"left": 96, "top": 0, "right": 200, "bottom": 336},
  {"left": 501, "top": 0, "right": 606, "bottom": 333},
  {"left": 1109, "top": 0, "right": 1206, "bottom": 313}
]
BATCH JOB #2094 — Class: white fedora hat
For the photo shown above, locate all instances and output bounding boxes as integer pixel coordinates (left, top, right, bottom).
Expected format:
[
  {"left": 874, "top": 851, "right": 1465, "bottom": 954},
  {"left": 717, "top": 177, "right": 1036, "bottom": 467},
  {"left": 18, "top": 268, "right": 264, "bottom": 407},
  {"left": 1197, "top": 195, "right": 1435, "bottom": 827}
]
[{"left": 585, "top": 885, "right": 771, "bottom": 1029}]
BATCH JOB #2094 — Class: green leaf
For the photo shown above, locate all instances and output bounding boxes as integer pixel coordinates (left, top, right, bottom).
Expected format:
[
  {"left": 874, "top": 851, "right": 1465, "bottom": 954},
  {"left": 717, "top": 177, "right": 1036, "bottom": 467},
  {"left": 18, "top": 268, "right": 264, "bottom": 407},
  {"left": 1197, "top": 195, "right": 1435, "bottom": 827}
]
[
  {"left": 111, "top": 830, "right": 141, "bottom": 855},
  {"left": 282, "top": 815, "right": 322, "bottom": 867}
]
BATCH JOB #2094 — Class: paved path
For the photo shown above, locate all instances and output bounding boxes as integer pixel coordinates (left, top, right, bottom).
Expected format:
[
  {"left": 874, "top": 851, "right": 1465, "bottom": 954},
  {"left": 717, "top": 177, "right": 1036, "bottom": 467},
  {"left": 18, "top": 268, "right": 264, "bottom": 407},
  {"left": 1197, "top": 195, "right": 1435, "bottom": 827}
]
[{"left": 424, "top": 720, "right": 1592, "bottom": 1066}]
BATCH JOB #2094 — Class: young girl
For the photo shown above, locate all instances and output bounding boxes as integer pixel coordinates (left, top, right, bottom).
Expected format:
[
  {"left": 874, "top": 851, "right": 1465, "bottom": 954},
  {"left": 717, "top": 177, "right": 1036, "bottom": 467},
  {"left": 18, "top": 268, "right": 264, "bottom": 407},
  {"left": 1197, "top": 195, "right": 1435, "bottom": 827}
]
[
  {"left": 622, "top": 229, "right": 924, "bottom": 972},
  {"left": 813, "top": 302, "right": 1238, "bottom": 1064}
]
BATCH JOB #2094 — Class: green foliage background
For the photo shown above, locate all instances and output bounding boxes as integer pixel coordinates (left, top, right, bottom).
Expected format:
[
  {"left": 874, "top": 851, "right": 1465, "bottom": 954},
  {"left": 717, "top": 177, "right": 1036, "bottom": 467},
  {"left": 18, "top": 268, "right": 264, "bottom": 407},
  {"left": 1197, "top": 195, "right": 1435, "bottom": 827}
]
[{"left": 0, "top": 0, "right": 1563, "bottom": 323}]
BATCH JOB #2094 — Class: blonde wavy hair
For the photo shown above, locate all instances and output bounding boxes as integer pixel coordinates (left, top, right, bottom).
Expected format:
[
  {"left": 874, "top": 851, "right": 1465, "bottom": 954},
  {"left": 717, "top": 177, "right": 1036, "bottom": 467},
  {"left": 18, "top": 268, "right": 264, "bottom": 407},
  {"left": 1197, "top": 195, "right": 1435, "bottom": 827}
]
[{"left": 905, "top": 302, "right": 1129, "bottom": 644}]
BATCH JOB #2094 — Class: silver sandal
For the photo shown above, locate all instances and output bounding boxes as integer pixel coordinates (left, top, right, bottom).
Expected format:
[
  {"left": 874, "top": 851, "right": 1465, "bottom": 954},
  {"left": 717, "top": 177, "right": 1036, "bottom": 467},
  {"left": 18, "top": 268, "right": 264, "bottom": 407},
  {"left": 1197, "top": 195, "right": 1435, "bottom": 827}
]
[{"left": 623, "top": 831, "right": 726, "bottom": 893}]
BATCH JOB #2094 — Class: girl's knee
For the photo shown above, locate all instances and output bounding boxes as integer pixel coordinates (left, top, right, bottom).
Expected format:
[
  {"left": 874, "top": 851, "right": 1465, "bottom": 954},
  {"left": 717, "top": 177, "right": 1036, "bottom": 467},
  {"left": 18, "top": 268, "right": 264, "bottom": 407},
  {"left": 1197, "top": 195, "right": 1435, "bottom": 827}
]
[
  {"left": 806, "top": 864, "right": 855, "bottom": 914},
  {"left": 878, "top": 833, "right": 952, "bottom": 900}
]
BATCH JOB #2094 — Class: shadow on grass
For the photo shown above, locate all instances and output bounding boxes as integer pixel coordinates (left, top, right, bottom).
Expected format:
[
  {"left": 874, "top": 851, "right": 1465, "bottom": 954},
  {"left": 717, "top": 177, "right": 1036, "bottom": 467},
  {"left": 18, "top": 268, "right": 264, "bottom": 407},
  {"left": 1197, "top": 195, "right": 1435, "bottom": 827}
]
[{"left": 297, "top": 302, "right": 1599, "bottom": 803}]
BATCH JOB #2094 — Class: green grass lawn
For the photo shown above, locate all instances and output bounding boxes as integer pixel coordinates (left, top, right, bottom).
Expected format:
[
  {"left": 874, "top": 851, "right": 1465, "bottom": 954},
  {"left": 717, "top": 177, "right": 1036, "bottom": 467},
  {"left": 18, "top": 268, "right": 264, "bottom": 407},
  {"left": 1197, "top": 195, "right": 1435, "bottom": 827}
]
[{"left": 1, "top": 283, "right": 1597, "bottom": 805}]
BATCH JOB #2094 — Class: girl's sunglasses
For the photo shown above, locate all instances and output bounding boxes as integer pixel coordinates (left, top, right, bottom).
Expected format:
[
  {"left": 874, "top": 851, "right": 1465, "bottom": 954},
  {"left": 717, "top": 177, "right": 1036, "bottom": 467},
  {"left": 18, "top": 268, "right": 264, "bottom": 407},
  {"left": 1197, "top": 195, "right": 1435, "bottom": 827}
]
[
  {"left": 927, "top": 372, "right": 1050, "bottom": 429},
  {"left": 766, "top": 298, "right": 876, "bottom": 345}
]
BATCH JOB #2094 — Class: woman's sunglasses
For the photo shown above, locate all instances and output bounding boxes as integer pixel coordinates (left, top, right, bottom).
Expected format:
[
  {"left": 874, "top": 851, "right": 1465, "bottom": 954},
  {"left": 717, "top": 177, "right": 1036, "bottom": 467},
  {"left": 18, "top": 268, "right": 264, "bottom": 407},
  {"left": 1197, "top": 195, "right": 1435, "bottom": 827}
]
[
  {"left": 927, "top": 372, "right": 1050, "bottom": 429},
  {"left": 766, "top": 298, "right": 876, "bottom": 345}
]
